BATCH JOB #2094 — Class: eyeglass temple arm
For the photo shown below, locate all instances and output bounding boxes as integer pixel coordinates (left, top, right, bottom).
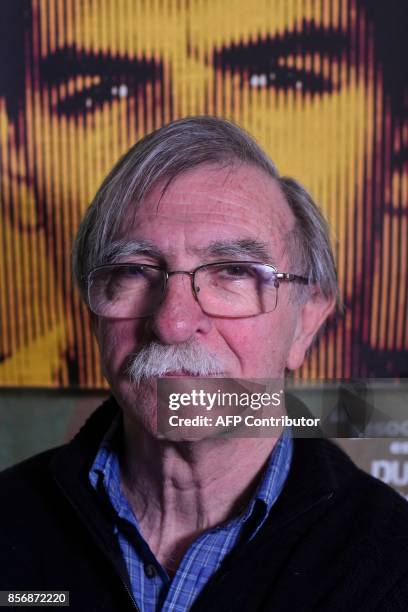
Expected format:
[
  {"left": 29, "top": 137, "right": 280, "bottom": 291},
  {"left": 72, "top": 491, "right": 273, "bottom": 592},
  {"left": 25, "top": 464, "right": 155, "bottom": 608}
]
[{"left": 276, "top": 272, "right": 309, "bottom": 284}]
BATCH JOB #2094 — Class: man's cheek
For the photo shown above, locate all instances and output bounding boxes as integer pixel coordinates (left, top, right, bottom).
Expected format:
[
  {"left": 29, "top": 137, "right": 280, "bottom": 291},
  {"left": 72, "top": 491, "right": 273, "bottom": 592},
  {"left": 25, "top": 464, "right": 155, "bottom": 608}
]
[
  {"left": 98, "top": 320, "right": 136, "bottom": 350},
  {"left": 96, "top": 327, "right": 129, "bottom": 377}
]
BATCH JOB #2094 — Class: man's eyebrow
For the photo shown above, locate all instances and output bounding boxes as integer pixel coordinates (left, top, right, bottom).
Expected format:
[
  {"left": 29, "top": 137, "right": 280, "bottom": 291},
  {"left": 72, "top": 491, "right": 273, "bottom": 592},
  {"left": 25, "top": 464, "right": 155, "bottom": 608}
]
[
  {"left": 102, "top": 239, "right": 165, "bottom": 263},
  {"left": 38, "top": 48, "right": 161, "bottom": 86},
  {"left": 102, "top": 239, "right": 273, "bottom": 264},
  {"left": 214, "top": 22, "right": 348, "bottom": 70},
  {"left": 194, "top": 239, "right": 273, "bottom": 261}
]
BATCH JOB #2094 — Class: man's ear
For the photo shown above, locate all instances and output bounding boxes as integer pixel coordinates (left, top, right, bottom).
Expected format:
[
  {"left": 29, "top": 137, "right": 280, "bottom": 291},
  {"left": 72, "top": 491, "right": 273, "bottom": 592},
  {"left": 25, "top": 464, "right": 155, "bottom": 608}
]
[{"left": 286, "top": 289, "right": 336, "bottom": 371}]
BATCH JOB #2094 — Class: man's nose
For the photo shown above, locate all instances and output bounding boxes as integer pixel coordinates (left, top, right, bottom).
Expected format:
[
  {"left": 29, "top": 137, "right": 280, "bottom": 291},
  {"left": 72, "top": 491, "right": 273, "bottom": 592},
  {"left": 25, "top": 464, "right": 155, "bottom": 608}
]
[{"left": 149, "top": 273, "right": 212, "bottom": 344}]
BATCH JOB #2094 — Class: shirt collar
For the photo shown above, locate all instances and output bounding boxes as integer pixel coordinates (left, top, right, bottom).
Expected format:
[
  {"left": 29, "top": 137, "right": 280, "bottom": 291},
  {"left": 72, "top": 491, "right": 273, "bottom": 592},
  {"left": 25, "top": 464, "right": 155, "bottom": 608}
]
[
  {"left": 238, "top": 430, "right": 293, "bottom": 539},
  {"left": 89, "top": 413, "right": 127, "bottom": 518}
]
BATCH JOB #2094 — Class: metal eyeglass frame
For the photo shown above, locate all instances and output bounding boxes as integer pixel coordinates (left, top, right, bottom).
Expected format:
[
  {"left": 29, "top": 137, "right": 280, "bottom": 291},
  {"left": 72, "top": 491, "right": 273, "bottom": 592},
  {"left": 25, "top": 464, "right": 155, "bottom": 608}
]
[{"left": 86, "top": 260, "right": 309, "bottom": 318}]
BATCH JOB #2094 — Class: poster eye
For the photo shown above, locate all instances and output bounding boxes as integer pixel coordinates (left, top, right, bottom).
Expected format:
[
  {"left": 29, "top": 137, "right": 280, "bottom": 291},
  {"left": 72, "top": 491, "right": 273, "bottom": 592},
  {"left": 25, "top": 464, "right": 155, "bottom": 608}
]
[
  {"left": 55, "top": 81, "right": 133, "bottom": 115},
  {"left": 246, "top": 67, "right": 333, "bottom": 94}
]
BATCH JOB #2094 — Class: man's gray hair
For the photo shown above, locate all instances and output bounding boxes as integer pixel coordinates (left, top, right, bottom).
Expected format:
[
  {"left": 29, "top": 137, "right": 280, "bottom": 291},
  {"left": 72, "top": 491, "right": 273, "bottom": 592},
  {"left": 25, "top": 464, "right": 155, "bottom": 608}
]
[{"left": 72, "top": 116, "right": 339, "bottom": 305}]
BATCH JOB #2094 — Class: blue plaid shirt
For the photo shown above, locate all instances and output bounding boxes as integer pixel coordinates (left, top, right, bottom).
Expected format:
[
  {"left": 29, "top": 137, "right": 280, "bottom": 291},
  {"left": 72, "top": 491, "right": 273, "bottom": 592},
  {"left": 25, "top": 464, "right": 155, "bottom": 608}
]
[{"left": 89, "top": 418, "right": 292, "bottom": 612}]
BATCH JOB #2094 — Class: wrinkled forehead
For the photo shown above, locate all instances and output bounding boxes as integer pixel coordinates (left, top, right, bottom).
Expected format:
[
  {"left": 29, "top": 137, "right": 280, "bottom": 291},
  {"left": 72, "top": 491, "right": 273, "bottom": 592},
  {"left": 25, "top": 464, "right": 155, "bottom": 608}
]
[
  {"left": 140, "top": 163, "right": 292, "bottom": 220},
  {"left": 116, "top": 163, "right": 296, "bottom": 266}
]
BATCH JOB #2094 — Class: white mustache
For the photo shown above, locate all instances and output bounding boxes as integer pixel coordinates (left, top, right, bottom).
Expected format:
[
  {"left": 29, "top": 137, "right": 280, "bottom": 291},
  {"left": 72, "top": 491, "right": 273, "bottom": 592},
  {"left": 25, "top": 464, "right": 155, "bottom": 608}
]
[{"left": 127, "top": 340, "right": 224, "bottom": 383}]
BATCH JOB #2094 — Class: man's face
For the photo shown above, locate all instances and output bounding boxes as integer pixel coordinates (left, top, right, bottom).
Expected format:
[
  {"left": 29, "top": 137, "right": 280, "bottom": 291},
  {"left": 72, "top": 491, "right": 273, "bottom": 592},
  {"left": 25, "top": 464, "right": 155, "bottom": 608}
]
[
  {"left": 93, "top": 163, "right": 324, "bottom": 433},
  {"left": 0, "top": 0, "right": 377, "bottom": 384}
]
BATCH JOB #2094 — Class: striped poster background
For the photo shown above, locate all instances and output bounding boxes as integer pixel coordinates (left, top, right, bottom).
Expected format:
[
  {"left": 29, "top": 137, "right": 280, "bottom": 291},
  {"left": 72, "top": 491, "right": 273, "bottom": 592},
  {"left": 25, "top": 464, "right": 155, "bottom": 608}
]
[{"left": 0, "top": 0, "right": 406, "bottom": 388}]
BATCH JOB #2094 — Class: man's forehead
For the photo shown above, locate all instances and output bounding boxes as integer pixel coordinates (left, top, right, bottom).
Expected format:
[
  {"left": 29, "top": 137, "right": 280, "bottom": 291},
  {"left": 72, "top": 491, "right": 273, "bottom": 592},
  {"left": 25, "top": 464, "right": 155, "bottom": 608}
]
[
  {"left": 136, "top": 164, "right": 293, "bottom": 227},
  {"left": 115, "top": 165, "right": 296, "bottom": 267},
  {"left": 146, "top": 163, "right": 275, "bottom": 200},
  {"left": 39, "top": 0, "right": 351, "bottom": 57}
]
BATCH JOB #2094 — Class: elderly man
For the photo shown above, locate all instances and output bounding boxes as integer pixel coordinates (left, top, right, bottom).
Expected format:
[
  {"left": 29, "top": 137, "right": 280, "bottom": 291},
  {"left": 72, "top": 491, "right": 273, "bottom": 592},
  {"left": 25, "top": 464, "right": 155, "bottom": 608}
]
[{"left": 1, "top": 117, "right": 408, "bottom": 611}]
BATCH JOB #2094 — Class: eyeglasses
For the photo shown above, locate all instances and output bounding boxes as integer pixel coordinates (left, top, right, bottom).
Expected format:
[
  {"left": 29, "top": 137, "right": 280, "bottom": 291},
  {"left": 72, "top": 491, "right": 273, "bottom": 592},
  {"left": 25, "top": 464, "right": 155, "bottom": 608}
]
[{"left": 86, "top": 261, "right": 309, "bottom": 319}]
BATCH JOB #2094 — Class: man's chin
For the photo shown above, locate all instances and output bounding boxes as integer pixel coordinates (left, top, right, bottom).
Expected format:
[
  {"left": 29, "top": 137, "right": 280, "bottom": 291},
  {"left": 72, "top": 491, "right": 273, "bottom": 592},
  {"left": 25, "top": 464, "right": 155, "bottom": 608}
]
[
  {"left": 117, "top": 374, "right": 233, "bottom": 438},
  {"left": 155, "top": 430, "right": 214, "bottom": 443}
]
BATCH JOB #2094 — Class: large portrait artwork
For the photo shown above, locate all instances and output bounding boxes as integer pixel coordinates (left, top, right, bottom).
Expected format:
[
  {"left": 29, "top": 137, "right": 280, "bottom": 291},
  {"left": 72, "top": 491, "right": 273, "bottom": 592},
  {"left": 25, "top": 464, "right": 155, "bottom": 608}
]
[{"left": 0, "top": 0, "right": 406, "bottom": 388}]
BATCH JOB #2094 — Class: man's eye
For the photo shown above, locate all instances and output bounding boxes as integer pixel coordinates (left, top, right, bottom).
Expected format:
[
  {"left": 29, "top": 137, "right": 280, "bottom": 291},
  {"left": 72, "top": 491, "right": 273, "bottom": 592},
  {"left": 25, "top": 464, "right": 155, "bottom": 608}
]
[
  {"left": 122, "top": 265, "right": 145, "bottom": 276},
  {"left": 116, "top": 265, "right": 157, "bottom": 281},
  {"left": 218, "top": 265, "right": 253, "bottom": 279}
]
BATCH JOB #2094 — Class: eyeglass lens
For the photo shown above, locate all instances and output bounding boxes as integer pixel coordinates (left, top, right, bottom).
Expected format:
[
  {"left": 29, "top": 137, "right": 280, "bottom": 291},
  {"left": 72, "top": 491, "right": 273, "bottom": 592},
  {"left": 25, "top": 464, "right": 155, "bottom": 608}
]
[{"left": 88, "top": 262, "right": 278, "bottom": 318}]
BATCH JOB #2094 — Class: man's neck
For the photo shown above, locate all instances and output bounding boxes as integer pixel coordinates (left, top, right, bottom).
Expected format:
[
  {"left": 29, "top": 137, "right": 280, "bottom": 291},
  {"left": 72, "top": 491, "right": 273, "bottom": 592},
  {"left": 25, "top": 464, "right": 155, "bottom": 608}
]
[{"left": 119, "top": 419, "right": 279, "bottom": 574}]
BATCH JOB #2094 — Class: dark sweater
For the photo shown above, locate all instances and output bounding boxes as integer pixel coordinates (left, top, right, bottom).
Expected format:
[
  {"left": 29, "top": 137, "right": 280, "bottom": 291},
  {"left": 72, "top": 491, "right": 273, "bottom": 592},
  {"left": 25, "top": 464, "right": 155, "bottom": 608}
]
[{"left": 1, "top": 397, "right": 408, "bottom": 611}]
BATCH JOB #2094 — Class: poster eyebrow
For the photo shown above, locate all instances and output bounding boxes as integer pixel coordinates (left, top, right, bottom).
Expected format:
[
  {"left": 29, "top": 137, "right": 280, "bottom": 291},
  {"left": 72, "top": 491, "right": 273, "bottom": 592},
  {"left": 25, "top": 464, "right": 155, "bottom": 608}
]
[
  {"left": 38, "top": 48, "right": 162, "bottom": 85},
  {"left": 214, "top": 24, "right": 348, "bottom": 69}
]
